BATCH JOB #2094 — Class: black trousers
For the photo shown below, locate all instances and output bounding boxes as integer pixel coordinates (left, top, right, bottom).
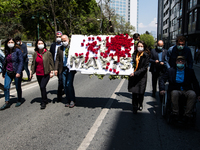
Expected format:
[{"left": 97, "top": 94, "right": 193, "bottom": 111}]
[
  {"left": 152, "top": 71, "right": 163, "bottom": 94},
  {"left": 37, "top": 75, "right": 50, "bottom": 103},
  {"left": 57, "top": 73, "right": 63, "bottom": 99},
  {"left": 132, "top": 93, "right": 144, "bottom": 108}
]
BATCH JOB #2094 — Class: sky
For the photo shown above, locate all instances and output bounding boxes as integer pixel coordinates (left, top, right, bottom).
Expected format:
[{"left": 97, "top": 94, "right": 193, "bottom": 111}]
[{"left": 138, "top": 0, "right": 158, "bottom": 36}]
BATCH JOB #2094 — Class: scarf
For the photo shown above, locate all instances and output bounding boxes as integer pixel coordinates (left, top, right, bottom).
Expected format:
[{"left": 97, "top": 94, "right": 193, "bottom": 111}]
[{"left": 134, "top": 51, "right": 144, "bottom": 72}]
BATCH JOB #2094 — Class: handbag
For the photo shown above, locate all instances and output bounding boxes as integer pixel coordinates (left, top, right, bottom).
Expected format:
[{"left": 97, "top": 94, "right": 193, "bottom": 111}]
[{"left": 6, "top": 69, "right": 16, "bottom": 77}]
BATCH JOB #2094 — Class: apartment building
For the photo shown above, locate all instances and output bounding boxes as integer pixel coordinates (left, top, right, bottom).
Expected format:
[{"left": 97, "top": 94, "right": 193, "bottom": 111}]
[{"left": 157, "top": 0, "right": 200, "bottom": 49}]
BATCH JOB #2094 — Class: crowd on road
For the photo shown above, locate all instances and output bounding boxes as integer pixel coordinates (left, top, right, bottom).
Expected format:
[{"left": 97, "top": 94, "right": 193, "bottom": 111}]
[{"left": 0, "top": 32, "right": 200, "bottom": 124}]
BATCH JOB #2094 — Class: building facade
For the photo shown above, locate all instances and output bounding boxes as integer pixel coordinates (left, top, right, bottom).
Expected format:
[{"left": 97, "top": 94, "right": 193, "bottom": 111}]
[
  {"left": 109, "top": 0, "right": 139, "bottom": 32},
  {"left": 157, "top": 0, "right": 200, "bottom": 49}
]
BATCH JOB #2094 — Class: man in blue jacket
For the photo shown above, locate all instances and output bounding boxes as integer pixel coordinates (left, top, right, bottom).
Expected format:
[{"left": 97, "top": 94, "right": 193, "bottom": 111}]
[
  {"left": 168, "top": 36, "right": 193, "bottom": 69},
  {"left": 159, "top": 56, "right": 200, "bottom": 122}
]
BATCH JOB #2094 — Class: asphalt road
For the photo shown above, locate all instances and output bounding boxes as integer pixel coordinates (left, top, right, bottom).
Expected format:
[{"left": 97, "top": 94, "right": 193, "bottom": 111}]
[{"left": 0, "top": 66, "right": 200, "bottom": 150}]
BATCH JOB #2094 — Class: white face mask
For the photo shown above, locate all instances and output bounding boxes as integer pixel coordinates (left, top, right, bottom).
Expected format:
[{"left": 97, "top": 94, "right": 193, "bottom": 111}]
[
  {"left": 62, "top": 41, "right": 68, "bottom": 47},
  {"left": 8, "top": 43, "right": 15, "bottom": 49},
  {"left": 137, "top": 47, "right": 144, "bottom": 52},
  {"left": 38, "top": 44, "right": 44, "bottom": 49},
  {"left": 17, "top": 41, "right": 21, "bottom": 45},
  {"left": 56, "top": 38, "right": 61, "bottom": 42}
]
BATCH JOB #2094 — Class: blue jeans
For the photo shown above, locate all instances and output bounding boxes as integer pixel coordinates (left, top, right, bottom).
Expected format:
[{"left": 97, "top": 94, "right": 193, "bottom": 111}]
[
  {"left": 62, "top": 67, "right": 76, "bottom": 103},
  {"left": 24, "top": 61, "right": 30, "bottom": 79},
  {"left": 4, "top": 72, "right": 22, "bottom": 102}
]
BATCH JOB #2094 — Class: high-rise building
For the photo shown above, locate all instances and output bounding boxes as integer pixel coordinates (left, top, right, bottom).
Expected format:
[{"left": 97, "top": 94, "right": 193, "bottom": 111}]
[
  {"left": 96, "top": 0, "right": 139, "bottom": 33},
  {"left": 157, "top": 0, "right": 200, "bottom": 49}
]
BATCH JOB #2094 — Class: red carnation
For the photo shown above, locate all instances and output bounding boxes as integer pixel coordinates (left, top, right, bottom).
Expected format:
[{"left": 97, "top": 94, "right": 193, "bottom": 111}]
[
  {"left": 75, "top": 53, "right": 78, "bottom": 57},
  {"left": 105, "top": 66, "right": 109, "bottom": 70},
  {"left": 107, "top": 62, "right": 110, "bottom": 66},
  {"left": 88, "top": 37, "right": 91, "bottom": 41},
  {"left": 83, "top": 39, "right": 85, "bottom": 42},
  {"left": 113, "top": 69, "right": 116, "bottom": 73},
  {"left": 116, "top": 71, "right": 119, "bottom": 75},
  {"left": 109, "top": 68, "right": 112, "bottom": 72},
  {"left": 81, "top": 43, "right": 84, "bottom": 47},
  {"left": 92, "top": 37, "right": 95, "bottom": 41}
]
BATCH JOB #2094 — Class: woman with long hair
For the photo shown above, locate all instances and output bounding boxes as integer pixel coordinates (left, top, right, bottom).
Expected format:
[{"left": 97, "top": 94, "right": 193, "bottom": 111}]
[
  {"left": 128, "top": 41, "right": 150, "bottom": 114},
  {"left": 30, "top": 39, "right": 54, "bottom": 109},
  {"left": 0, "top": 38, "right": 24, "bottom": 110}
]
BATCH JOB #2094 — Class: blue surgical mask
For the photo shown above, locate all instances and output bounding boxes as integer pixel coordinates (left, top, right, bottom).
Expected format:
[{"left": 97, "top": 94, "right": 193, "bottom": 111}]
[
  {"left": 177, "top": 64, "right": 185, "bottom": 69},
  {"left": 177, "top": 45, "right": 184, "bottom": 50},
  {"left": 157, "top": 46, "right": 163, "bottom": 50}
]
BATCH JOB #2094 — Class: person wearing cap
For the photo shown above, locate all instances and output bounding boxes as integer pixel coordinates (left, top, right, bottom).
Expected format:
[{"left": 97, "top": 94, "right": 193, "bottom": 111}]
[
  {"left": 168, "top": 36, "right": 193, "bottom": 69},
  {"left": 15, "top": 36, "right": 30, "bottom": 81},
  {"left": 50, "top": 31, "right": 63, "bottom": 102},
  {"left": 149, "top": 40, "right": 168, "bottom": 98},
  {"left": 159, "top": 56, "right": 200, "bottom": 121}
]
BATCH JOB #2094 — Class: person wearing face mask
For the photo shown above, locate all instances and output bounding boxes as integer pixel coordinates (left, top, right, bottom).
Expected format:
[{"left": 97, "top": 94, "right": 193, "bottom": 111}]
[
  {"left": 149, "top": 40, "right": 169, "bottom": 98},
  {"left": 30, "top": 39, "right": 54, "bottom": 109},
  {"left": 54, "top": 35, "right": 76, "bottom": 108},
  {"left": 50, "top": 31, "right": 64, "bottom": 102},
  {"left": 159, "top": 56, "right": 200, "bottom": 122},
  {"left": 15, "top": 36, "right": 30, "bottom": 81},
  {"left": 168, "top": 36, "right": 193, "bottom": 69},
  {"left": 0, "top": 38, "right": 24, "bottom": 110},
  {"left": 128, "top": 41, "right": 150, "bottom": 114}
]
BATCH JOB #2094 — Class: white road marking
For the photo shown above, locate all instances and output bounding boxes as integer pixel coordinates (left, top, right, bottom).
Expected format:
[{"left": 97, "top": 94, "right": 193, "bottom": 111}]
[{"left": 77, "top": 79, "right": 125, "bottom": 150}]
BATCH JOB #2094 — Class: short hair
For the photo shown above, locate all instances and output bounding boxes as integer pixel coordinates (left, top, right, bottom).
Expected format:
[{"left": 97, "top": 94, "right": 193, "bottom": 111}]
[
  {"left": 133, "top": 33, "right": 140, "bottom": 39},
  {"left": 176, "top": 36, "right": 186, "bottom": 43},
  {"left": 56, "top": 31, "right": 63, "bottom": 36},
  {"left": 14, "top": 36, "right": 21, "bottom": 41}
]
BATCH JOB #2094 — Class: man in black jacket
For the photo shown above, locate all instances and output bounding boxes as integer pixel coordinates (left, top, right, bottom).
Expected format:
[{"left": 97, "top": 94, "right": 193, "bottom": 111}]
[
  {"left": 168, "top": 36, "right": 193, "bottom": 69},
  {"left": 150, "top": 40, "right": 168, "bottom": 97},
  {"left": 159, "top": 56, "right": 200, "bottom": 119},
  {"left": 50, "top": 31, "right": 63, "bottom": 102}
]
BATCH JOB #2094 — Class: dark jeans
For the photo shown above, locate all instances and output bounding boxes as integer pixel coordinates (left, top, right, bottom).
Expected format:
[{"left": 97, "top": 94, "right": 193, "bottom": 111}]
[
  {"left": 4, "top": 72, "right": 22, "bottom": 102},
  {"left": 24, "top": 61, "right": 30, "bottom": 79},
  {"left": 57, "top": 73, "right": 63, "bottom": 99},
  {"left": 132, "top": 93, "right": 144, "bottom": 108},
  {"left": 62, "top": 67, "right": 76, "bottom": 103},
  {"left": 36, "top": 75, "right": 50, "bottom": 103}
]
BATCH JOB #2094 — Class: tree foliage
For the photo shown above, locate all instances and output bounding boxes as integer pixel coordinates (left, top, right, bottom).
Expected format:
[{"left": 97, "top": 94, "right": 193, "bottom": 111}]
[{"left": 140, "top": 33, "right": 155, "bottom": 49}]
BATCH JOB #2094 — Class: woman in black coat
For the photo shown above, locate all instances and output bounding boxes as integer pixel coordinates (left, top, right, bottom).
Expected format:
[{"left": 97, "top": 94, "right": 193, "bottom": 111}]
[{"left": 128, "top": 41, "right": 150, "bottom": 114}]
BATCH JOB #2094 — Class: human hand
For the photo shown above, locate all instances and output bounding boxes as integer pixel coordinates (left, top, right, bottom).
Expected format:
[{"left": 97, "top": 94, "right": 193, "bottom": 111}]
[
  {"left": 54, "top": 70, "right": 58, "bottom": 76},
  {"left": 160, "top": 62, "right": 164, "bottom": 65},
  {"left": 160, "top": 90, "right": 165, "bottom": 95},
  {"left": 155, "top": 60, "right": 159, "bottom": 63},
  {"left": 16, "top": 73, "right": 20, "bottom": 78},
  {"left": 50, "top": 71, "right": 54, "bottom": 78},
  {"left": 130, "top": 72, "right": 134, "bottom": 77}
]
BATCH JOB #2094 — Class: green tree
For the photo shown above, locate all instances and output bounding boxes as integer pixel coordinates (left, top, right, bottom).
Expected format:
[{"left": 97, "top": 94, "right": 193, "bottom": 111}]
[{"left": 140, "top": 33, "right": 155, "bottom": 49}]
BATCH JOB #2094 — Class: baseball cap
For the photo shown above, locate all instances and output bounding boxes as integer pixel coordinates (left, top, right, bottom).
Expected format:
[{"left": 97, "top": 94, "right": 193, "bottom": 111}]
[
  {"left": 56, "top": 31, "right": 62, "bottom": 36},
  {"left": 176, "top": 56, "right": 185, "bottom": 60}
]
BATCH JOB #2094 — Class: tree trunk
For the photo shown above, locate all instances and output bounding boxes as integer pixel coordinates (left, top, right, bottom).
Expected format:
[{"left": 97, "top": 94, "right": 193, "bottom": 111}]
[{"left": 49, "top": 0, "right": 57, "bottom": 39}]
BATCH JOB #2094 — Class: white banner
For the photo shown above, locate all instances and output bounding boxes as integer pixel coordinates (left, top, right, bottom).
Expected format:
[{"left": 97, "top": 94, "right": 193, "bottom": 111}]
[{"left": 68, "top": 34, "right": 134, "bottom": 75}]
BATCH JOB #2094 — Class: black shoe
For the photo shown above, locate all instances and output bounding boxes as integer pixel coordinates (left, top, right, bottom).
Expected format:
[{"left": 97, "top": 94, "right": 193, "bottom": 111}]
[
  {"left": 40, "top": 102, "right": 46, "bottom": 109},
  {"left": 132, "top": 106, "right": 138, "bottom": 114},
  {"left": 57, "top": 97, "right": 62, "bottom": 103},
  {"left": 0, "top": 102, "right": 11, "bottom": 110},
  {"left": 15, "top": 101, "right": 22, "bottom": 107}
]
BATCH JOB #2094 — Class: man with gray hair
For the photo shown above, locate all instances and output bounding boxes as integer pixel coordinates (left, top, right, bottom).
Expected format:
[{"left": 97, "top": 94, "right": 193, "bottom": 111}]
[{"left": 50, "top": 31, "right": 63, "bottom": 102}]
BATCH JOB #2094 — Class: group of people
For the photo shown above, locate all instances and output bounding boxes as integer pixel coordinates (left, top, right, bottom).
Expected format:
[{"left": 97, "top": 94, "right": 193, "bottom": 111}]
[
  {"left": 129, "top": 34, "right": 200, "bottom": 123},
  {"left": 0, "top": 31, "right": 76, "bottom": 110},
  {"left": 0, "top": 32, "right": 200, "bottom": 121}
]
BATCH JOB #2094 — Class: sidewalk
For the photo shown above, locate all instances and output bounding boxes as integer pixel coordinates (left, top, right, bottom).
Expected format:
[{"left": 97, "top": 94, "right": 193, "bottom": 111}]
[{"left": 193, "top": 62, "right": 200, "bottom": 68}]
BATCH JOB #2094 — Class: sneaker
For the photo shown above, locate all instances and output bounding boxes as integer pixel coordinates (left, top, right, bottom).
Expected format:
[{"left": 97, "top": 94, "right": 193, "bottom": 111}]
[
  {"left": 0, "top": 102, "right": 11, "bottom": 110},
  {"left": 69, "top": 101, "right": 75, "bottom": 108},
  {"left": 65, "top": 103, "right": 70, "bottom": 107},
  {"left": 15, "top": 102, "right": 22, "bottom": 107},
  {"left": 40, "top": 102, "right": 46, "bottom": 109}
]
